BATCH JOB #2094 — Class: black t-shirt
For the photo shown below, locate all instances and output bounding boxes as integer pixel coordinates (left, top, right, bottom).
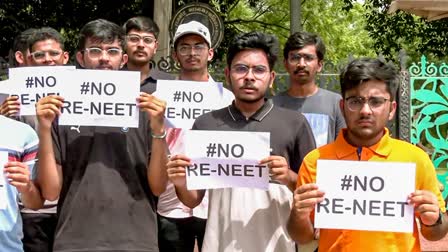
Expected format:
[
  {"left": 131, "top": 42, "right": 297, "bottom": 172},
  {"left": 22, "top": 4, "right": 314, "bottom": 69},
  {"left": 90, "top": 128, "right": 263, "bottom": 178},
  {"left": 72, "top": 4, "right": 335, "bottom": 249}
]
[
  {"left": 51, "top": 110, "right": 158, "bottom": 251},
  {"left": 192, "top": 99, "right": 316, "bottom": 172}
]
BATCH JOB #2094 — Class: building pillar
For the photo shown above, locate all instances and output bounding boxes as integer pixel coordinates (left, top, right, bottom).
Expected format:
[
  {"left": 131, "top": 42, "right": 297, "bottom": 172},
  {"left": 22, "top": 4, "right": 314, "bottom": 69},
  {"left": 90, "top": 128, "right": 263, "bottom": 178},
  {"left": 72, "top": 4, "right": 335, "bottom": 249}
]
[{"left": 153, "top": 0, "right": 173, "bottom": 61}]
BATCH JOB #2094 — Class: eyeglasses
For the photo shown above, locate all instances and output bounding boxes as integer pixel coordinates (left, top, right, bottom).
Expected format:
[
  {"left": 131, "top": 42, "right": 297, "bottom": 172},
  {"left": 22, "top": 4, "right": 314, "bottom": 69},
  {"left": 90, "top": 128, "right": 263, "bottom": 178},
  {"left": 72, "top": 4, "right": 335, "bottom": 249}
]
[
  {"left": 126, "top": 34, "right": 156, "bottom": 45},
  {"left": 287, "top": 53, "right": 317, "bottom": 65},
  {"left": 30, "top": 50, "right": 63, "bottom": 61},
  {"left": 345, "top": 96, "right": 391, "bottom": 111},
  {"left": 83, "top": 47, "right": 122, "bottom": 59},
  {"left": 231, "top": 64, "right": 269, "bottom": 80},
  {"left": 177, "top": 44, "right": 208, "bottom": 56}
]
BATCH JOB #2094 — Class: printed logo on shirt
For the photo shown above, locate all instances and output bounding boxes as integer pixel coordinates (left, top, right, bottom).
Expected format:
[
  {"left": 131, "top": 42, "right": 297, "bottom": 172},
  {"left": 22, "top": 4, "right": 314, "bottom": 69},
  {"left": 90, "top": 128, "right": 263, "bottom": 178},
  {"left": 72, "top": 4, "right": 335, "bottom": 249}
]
[
  {"left": 303, "top": 113, "right": 329, "bottom": 147},
  {"left": 70, "top": 125, "right": 81, "bottom": 133}
]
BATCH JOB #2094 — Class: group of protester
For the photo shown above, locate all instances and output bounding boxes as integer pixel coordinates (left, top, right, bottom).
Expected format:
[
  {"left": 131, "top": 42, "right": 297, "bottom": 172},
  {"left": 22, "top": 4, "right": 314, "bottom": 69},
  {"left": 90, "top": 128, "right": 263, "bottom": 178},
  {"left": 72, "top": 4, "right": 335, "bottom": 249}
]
[{"left": 0, "top": 14, "right": 447, "bottom": 252}]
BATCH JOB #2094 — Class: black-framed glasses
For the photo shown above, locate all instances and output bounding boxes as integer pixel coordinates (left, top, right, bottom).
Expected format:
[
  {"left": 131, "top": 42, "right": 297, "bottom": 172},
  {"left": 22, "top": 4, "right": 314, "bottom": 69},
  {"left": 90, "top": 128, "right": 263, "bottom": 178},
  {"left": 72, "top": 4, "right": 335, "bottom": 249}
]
[
  {"left": 177, "top": 43, "right": 208, "bottom": 56},
  {"left": 30, "top": 50, "right": 63, "bottom": 61},
  {"left": 83, "top": 47, "right": 122, "bottom": 59},
  {"left": 126, "top": 34, "right": 156, "bottom": 45},
  {"left": 231, "top": 64, "right": 269, "bottom": 79},
  {"left": 287, "top": 53, "right": 317, "bottom": 65},
  {"left": 345, "top": 96, "right": 391, "bottom": 111}
]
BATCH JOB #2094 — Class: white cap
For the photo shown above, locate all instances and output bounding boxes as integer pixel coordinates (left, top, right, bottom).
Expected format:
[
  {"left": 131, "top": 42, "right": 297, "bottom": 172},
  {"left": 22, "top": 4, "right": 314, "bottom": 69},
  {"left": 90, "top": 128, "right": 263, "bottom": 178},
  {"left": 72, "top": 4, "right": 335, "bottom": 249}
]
[{"left": 173, "top": 21, "right": 211, "bottom": 47}]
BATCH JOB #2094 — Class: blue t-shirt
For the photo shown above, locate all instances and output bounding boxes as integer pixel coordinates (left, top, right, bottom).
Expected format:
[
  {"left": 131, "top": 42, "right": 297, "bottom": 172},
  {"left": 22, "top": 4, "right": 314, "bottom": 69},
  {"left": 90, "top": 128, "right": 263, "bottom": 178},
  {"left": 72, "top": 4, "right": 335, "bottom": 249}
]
[{"left": 0, "top": 115, "right": 38, "bottom": 252}]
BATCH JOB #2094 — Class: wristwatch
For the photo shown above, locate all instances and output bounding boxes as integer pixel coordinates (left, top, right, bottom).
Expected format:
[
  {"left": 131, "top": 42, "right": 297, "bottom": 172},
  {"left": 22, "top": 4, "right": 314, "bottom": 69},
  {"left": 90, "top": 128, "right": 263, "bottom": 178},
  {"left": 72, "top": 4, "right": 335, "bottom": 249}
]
[{"left": 422, "top": 210, "right": 444, "bottom": 227}]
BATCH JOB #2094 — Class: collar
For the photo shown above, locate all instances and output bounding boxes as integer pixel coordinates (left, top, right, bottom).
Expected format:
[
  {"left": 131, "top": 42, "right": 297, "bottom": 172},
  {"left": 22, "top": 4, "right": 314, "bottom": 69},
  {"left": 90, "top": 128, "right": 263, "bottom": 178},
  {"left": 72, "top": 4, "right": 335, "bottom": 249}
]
[
  {"left": 227, "top": 98, "right": 274, "bottom": 122},
  {"left": 335, "top": 127, "right": 393, "bottom": 159}
]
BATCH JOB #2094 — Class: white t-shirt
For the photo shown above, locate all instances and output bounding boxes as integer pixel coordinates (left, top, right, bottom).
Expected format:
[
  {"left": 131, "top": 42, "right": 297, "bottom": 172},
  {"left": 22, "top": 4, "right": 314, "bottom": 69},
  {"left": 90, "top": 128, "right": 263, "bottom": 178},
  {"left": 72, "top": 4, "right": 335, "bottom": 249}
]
[{"left": 202, "top": 184, "right": 296, "bottom": 252}]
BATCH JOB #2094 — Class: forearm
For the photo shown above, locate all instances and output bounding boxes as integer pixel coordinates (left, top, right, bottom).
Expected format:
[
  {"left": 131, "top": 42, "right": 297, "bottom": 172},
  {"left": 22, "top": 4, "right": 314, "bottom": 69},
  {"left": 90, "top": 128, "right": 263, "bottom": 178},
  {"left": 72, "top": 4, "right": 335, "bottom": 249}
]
[
  {"left": 21, "top": 181, "right": 44, "bottom": 210},
  {"left": 421, "top": 212, "right": 448, "bottom": 241},
  {"left": 287, "top": 170, "right": 298, "bottom": 192},
  {"left": 147, "top": 137, "right": 169, "bottom": 196},
  {"left": 174, "top": 185, "right": 204, "bottom": 208},
  {"left": 287, "top": 209, "right": 315, "bottom": 244},
  {"left": 37, "top": 128, "right": 62, "bottom": 201}
]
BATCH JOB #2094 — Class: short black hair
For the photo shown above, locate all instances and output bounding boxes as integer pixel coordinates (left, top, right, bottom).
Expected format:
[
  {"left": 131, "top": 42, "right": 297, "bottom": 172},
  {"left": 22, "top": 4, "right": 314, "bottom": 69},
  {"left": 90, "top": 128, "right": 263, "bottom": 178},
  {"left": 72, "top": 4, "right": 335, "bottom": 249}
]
[
  {"left": 77, "top": 19, "right": 125, "bottom": 51},
  {"left": 9, "top": 28, "right": 36, "bottom": 67},
  {"left": 28, "top": 27, "right": 65, "bottom": 52},
  {"left": 226, "top": 32, "right": 278, "bottom": 70},
  {"left": 283, "top": 31, "right": 326, "bottom": 61},
  {"left": 123, "top": 16, "right": 160, "bottom": 38},
  {"left": 340, "top": 58, "right": 399, "bottom": 101}
]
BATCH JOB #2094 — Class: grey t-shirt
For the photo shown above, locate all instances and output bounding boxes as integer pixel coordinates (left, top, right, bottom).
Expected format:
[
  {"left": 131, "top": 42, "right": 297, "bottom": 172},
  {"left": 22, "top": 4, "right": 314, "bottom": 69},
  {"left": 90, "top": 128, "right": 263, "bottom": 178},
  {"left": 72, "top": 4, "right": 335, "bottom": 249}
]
[{"left": 273, "top": 88, "right": 345, "bottom": 147}]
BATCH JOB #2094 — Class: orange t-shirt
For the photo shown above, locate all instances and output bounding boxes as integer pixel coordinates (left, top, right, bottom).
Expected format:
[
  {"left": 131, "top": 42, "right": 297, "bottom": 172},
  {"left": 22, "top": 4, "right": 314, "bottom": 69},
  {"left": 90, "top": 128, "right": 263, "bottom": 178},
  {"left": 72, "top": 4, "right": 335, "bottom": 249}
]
[{"left": 297, "top": 128, "right": 446, "bottom": 252}]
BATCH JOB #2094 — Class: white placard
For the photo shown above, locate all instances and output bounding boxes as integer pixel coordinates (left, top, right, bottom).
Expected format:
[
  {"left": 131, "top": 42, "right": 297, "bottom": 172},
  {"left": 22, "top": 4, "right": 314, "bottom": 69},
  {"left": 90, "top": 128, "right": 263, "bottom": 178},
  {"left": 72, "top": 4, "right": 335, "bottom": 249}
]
[
  {"left": 184, "top": 130, "right": 270, "bottom": 190},
  {"left": 8, "top": 66, "right": 75, "bottom": 115},
  {"left": 0, "top": 151, "right": 8, "bottom": 210},
  {"left": 315, "top": 160, "right": 416, "bottom": 233},
  {"left": 58, "top": 69, "right": 140, "bottom": 127},
  {"left": 154, "top": 80, "right": 234, "bottom": 129}
]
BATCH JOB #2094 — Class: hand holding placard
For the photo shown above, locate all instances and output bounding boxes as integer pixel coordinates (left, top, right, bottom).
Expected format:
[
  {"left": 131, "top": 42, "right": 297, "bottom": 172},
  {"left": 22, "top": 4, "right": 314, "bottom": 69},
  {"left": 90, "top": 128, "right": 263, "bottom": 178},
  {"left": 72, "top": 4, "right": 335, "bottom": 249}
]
[
  {"left": 167, "top": 154, "right": 192, "bottom": 188},
  {"left": 137, "top": 92, "right": 167, "bottom": 135},
  {"left": 36, "top": 95, "right": 64, "bottom": 130},
  {"left": 0, "top": 96, "right": 20, "bottom": 117}
]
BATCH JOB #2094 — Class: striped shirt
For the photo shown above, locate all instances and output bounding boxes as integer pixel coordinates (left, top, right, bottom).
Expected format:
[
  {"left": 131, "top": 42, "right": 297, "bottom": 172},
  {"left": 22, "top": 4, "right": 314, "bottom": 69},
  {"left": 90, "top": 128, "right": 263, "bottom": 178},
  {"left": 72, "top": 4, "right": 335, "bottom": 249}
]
[{"left": 0, "top": 115, "right": 38, "bottom": 252}]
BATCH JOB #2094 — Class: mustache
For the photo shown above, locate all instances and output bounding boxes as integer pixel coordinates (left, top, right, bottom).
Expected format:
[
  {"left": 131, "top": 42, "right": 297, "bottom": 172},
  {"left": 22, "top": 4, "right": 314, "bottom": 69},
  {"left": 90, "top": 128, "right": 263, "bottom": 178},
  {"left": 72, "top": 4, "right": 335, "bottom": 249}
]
[
  {"left": 293, "top": 66, "right": 308, "bottom": 75},
  {"left": 240, "top": 82, "right": 257, "bottom": 90},
  {"left": 133, "top": 50, "right": 147, "bottom": 55}
]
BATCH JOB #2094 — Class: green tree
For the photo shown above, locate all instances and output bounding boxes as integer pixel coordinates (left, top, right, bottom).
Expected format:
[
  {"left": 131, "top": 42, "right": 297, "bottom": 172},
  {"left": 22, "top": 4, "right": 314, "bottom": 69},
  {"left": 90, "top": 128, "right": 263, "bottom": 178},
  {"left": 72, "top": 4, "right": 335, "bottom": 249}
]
[{"left": 344, "top": 0, "right": 448, "bottom": 63}]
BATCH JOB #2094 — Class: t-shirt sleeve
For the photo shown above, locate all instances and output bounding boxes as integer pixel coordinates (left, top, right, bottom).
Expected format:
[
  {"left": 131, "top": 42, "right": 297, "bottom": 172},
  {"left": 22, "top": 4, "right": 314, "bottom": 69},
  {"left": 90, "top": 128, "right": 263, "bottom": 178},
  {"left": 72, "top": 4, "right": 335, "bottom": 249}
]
[{"left": 22, "top": 125, "right": 39, "bottom": 180}]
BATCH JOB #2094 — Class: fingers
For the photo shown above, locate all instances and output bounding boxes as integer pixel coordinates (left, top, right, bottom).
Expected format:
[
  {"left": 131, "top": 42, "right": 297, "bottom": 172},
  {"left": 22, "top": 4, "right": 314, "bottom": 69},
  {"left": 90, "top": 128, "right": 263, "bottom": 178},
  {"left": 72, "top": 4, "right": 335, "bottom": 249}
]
[
  {"left": 36, "top": 95, "right": 64, "bottom": 125},
  {"left": 4, "top": 162, "right": 30, "bottom": 186},
  {"left": 293, "top": 184, "right": 325, "bottom": 209},
  {"left": 0, "top": 96, "right": 20, "bottom": 116},
  {"left": 137, "top": 93, "right": 166, "bottom": 114},
  {"left": 167, "top": 154, "right": 191, "bottom": 168},
  {"left": 260, "top": 156, "right": 289, "bottom": 184},
  {"left": 166, "top": 154, "right": 192, "bottom": 187},
  {"left": 408, "top": 190, "right": 440, "bottom": 225}
]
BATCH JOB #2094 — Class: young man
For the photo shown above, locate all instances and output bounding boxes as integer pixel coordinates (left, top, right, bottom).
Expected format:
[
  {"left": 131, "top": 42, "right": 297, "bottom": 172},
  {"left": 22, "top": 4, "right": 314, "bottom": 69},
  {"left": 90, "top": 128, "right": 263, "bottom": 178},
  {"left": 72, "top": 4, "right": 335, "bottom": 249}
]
[
  {"left": 167, "top": 32, "right": 316, "bottom": 252},
  {"left": 172, "top": 20, "right": 214, "bottom": 82},
  {"left": 2, "top": 27, "right": 69, "bottom": 252},
  {"left": 287, "top": 58, "right": 448, "bottom": 251},
  {"left": 1, "top": 27, "right": 69, "bottom": 123},
  {"left": 0, "top": 115, "right": 43, "bottom": 251},
  {"left": 273, "top": 31, "right": 345, "bottom": 147},
  {"left": 157, "top": 20, "right": 219, "bottom": 252},
  {"left": 35, "top": 19, "right": 168, "bottom": 251},
  {"left": 122, "top": 16, "right": 173, "bottom": 92}
]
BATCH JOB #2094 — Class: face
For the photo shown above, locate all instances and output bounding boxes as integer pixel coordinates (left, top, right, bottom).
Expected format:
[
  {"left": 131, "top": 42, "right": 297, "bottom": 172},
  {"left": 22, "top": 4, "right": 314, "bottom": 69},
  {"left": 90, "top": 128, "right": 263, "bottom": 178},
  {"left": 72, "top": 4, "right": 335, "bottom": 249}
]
[
  {"left": 284, "top": 45, "right": 322, "bottom": 85},
  {"left": 225, "top": 49, "right": 275, "bottom": 104},
  {"left": 76, "top": 38, "right": 128, "bottom": 70},
  {"left": 340, "top": 80, "right": 397, "bottom": 145},
  {"left": 125, "top": 29, "right": 158, "bottom": 66},
  {"left": 28, "top": 39, "right": 69, "bottom": 66},
  {"left": 173, "top": 34, "right": 213, "bottom": 72}
]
